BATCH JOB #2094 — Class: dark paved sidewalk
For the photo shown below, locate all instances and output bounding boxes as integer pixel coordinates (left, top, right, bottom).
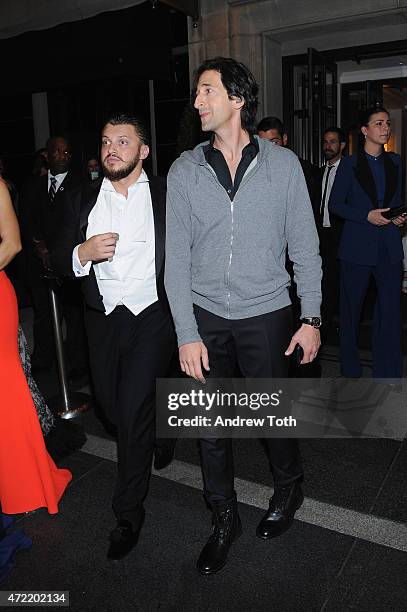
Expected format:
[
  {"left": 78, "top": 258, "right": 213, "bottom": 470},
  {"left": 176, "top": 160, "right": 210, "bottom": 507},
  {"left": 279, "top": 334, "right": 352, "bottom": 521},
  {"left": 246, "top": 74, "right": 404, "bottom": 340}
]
[
  {"left": 4, "top": 307, "right": 405, "bottom": 611},
  {"left": 5, "top": 447, "right": 407, "bottom": 611}
]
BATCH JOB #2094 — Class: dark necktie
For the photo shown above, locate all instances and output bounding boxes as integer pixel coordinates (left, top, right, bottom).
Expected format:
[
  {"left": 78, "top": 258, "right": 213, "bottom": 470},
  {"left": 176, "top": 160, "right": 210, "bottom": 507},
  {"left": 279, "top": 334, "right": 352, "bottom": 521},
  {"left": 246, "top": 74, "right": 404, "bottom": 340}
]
[
  {"left": 48, "top": 176, "right": 57, "bottom": 202},
  {"left": 319, "top": 165, "right": 333, "bottom": 225}
]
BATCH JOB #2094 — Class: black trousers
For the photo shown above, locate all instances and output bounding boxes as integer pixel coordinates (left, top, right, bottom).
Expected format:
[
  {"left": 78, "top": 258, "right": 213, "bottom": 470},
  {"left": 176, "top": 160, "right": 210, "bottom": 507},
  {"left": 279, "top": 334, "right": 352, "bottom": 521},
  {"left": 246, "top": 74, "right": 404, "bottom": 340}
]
[
  {"left": 30, "top": 278, "right": 87, "bottom": 371},
  {"left": 320, "top": 227, "right": 340, "bottom": 332},
  {"left": 30, "top": 280, "right": 54, "bottom": 368},
  {"left": 55, "top": 279, "right": 88, "bottom": 372},
  {"left": 194, "top": 304, "right": 303, "bottom": 507},
  {"left": 85, "top": 302, "right": 175, "bottom": 525}
]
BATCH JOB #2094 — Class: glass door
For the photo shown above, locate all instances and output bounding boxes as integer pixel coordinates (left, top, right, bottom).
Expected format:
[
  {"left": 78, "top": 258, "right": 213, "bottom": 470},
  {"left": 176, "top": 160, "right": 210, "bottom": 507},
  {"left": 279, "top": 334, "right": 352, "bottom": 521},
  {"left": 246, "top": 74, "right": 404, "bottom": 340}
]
[
  {"left": 284, "top": 48, "right": 337, "bottom": 165},
  {"left": 307, "top": 48, "right": 337, "bottom": 166}
]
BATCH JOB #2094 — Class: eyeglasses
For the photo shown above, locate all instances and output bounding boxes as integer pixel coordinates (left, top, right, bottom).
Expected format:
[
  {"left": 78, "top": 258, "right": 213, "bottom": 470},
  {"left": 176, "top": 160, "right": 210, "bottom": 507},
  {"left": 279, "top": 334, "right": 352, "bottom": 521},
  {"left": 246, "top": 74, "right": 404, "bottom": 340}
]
[{"left": 368, "top": 120, "right": 391, "bottom": 128}]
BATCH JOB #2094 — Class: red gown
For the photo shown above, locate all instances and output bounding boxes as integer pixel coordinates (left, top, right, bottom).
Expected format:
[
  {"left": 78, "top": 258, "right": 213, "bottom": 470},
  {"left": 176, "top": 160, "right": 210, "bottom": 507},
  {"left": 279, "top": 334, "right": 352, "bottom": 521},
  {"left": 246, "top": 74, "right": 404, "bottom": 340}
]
[{"left": 0, "top": 271, "right": 71, "bottom": 514}]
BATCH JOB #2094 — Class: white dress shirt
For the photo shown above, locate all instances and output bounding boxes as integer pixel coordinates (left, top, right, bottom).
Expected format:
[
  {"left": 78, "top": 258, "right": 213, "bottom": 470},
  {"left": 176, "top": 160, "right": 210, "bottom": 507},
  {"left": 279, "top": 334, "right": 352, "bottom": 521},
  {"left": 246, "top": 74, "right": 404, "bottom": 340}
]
[
  {"left": 48, "top": 170, "right": 68, "bottom": 193},
  {"left": 320, "top": 158, "right": 341, "bottom": 228},
  {"left": 72, "top": 170, "right": 158, "bottom": 316}
]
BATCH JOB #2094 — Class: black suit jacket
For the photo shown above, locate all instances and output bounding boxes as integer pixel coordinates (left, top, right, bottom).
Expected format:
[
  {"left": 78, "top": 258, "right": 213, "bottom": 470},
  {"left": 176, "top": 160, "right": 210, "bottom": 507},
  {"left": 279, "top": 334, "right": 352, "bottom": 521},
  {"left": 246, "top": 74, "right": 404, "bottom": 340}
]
[
  {"left": 19, "top": 170, "right": 82, "bottom": 284},
  {"left": 51, "top": 174, "right": 168, "bottom": 313},
  {"left": 298, "top": 157, "right": 320, "bottom": 207}
]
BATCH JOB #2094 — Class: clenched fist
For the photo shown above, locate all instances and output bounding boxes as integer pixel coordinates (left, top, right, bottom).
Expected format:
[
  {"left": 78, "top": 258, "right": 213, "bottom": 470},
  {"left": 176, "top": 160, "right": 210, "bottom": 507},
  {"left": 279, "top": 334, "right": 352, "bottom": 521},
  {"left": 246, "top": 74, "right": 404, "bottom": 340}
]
[{"left": 78, "top": 232, "right": 119, "bottom": 266}]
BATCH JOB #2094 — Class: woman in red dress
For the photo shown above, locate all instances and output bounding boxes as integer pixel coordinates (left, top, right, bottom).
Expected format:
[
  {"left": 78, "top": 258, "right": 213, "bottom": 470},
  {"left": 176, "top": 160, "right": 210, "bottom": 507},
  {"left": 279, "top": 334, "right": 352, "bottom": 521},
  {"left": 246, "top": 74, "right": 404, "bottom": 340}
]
[{"left": 0, "top": 178, "right": 71, "bottom": 514}]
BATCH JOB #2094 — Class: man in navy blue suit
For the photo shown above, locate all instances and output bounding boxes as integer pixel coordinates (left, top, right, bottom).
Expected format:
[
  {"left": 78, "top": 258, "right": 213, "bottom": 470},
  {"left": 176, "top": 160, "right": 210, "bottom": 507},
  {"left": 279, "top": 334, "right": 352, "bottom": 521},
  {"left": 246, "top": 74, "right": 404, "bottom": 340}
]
[{"left": 329, "top": 107, "right": 406, "bottom": 378}]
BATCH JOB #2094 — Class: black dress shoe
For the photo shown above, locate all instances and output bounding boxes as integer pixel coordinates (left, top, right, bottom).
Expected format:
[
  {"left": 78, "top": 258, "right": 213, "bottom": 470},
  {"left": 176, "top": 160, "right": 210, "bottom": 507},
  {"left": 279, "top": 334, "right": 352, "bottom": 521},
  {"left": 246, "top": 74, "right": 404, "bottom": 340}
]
[
  {"left": 107, "top": 512, "right": 145, "bottom": 561},
  {"left": 256, "top": 482, "right": 303, "bottom": 540},
  {"left": 153, "top": 444, "right": 175, "bottom": 471},
  {"left": 197, "top": 501, "right": 242, "bottom": 575}
]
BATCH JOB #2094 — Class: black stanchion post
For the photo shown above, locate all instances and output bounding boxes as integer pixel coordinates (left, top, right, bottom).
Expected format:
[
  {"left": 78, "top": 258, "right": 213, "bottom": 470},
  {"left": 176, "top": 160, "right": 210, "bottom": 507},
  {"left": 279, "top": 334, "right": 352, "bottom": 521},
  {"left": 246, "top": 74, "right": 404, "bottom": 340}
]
[{"left": 47, "top": 285, "right": 90, "bottom": 419}]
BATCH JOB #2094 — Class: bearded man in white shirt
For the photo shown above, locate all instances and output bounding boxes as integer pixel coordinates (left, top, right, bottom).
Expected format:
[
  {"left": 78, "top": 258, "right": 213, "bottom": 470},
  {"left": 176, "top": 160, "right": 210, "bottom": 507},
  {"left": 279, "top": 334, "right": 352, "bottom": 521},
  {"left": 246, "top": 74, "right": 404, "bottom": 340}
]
[{"left": 52, "top": 113, "right": 175, "bottom": 561}]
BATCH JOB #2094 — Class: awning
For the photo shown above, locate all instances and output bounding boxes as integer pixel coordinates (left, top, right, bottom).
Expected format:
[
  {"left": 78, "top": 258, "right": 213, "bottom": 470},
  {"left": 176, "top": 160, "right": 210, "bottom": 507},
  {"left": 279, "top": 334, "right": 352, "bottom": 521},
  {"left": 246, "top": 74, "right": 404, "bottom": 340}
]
[
  {"left": 0, "top": 0, "right": 199, "bottom": 40},
  {"left": 0, "top": 2, "right": 190, "bottom": 94}
]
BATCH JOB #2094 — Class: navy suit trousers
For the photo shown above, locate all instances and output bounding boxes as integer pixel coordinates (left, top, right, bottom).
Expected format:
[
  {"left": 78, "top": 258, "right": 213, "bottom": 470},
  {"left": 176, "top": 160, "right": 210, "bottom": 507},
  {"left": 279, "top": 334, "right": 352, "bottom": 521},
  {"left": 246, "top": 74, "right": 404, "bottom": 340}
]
[{"left": 339, "top": 246, "right": 402, "bottom": 378}]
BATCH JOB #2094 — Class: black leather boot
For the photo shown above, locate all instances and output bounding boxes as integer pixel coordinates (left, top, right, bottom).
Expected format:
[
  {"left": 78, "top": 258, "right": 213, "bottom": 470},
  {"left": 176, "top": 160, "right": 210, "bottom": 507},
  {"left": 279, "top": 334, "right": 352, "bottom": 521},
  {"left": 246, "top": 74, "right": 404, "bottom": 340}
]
[
  {"left": 256, "top": 481, "right": 303, "bottom": 539},
  {"left": 197, "top": 501, "right": 242, "bottom": 575}
]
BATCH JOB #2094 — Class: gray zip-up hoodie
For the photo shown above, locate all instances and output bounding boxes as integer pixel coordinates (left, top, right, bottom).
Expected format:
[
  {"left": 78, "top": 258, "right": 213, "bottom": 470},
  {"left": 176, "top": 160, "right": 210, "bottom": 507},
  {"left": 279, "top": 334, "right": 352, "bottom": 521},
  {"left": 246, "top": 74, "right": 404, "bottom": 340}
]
[{"left": 165, "top": 136, "right": 321, "bottom": 347}]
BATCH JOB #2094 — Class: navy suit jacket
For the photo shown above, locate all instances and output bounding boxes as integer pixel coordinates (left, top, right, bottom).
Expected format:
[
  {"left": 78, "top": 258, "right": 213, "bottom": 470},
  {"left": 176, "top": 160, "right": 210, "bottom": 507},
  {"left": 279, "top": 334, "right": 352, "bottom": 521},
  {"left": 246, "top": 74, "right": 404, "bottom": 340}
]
[{"left": 329, "top": 151, "right": 403, "bottom": 265}]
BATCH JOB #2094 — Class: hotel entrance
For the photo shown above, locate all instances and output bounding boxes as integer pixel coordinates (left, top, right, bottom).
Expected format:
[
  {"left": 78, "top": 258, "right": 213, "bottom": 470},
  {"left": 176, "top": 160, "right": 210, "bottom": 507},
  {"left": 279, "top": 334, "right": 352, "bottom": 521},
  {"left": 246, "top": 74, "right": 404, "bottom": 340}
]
[{"left": 282, "top": 41, "right": 407, "bottom": 167}]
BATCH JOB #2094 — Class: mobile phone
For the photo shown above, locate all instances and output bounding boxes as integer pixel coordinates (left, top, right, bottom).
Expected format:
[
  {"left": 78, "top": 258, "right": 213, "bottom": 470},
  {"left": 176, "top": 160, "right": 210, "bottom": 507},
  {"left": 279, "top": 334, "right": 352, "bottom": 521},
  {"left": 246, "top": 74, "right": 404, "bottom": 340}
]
[
  {"left": 382, "top": 205, "right": 407, "bottom": 220},
  {"left": 293, "top": 343, "right": 304, "bottom": 366}
]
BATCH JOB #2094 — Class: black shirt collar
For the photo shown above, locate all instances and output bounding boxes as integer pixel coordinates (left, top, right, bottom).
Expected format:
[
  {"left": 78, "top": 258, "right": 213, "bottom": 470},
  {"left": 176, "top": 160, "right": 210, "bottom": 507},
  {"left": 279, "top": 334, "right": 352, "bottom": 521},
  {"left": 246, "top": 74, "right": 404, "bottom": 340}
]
[
  {"left": 202, "top": 134, "right": 259, "bottom": 201},
  {"left": 203, "top": 133, "right": 259, "bottom": 159}
]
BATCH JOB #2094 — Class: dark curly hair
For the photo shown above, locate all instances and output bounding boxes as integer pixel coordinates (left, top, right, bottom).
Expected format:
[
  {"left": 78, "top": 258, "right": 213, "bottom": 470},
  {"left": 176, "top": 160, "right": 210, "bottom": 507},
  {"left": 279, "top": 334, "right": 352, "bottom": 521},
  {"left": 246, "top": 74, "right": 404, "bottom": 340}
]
[{"left": 192, "top": 57, "right": 259, "bottom": 134}]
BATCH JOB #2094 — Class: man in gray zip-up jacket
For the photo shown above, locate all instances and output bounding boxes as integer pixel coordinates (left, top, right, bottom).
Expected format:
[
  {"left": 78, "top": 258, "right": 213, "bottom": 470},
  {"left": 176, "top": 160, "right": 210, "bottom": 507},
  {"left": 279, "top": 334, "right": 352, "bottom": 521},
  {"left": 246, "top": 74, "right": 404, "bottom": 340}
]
[{"left": 165, "top": 57, "right": 322, "bottom": 575}]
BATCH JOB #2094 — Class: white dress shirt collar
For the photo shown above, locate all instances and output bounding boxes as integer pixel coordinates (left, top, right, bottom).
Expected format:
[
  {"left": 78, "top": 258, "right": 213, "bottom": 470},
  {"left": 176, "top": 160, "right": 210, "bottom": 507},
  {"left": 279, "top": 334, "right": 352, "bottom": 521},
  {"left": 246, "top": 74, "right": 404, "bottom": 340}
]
[
  {"left": 100, "top": 169, "right": 149, "bottom": 195},
  {"left": 321, "top": 157, "right": 342, "bottom": 228},
  {"left": 326, "top": 157, "right": 341, "bottom": 170},
  {"left": 48, "top": 170, "right": 68, "bottom": 190}
]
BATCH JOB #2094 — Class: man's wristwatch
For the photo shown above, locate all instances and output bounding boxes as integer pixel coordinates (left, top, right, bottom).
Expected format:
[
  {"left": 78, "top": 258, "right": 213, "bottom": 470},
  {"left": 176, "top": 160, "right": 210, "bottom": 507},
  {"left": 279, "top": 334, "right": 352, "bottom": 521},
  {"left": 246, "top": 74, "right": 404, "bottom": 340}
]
[{"left": 300, "top": 317, "right": 322, "bottom": 329}]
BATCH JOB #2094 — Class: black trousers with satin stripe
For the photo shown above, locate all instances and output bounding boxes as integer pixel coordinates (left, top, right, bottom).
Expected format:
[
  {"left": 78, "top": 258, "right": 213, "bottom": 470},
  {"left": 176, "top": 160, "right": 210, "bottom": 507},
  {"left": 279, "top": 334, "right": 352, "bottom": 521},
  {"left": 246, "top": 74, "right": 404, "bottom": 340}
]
[
  {"left": 194, "top": 304, "right": 303, "bottom": 507},
  {"left": 85, "top": 302, "right": 175, "bottom": 525}
]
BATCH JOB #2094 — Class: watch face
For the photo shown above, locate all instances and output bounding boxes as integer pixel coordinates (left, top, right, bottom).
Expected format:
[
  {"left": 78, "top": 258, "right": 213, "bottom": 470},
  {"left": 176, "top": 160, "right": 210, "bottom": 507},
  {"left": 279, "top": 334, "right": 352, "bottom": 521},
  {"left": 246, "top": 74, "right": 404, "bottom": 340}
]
[{"left": 302, "top": 317, "right": 321, "bottom": 328}]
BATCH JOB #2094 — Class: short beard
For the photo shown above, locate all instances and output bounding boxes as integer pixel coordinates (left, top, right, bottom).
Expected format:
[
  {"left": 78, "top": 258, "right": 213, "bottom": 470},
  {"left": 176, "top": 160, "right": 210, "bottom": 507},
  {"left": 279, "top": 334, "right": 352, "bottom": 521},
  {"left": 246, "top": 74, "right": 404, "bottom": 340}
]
[{"left": 102, "top": 155, "right": 139, "bottom": 181}]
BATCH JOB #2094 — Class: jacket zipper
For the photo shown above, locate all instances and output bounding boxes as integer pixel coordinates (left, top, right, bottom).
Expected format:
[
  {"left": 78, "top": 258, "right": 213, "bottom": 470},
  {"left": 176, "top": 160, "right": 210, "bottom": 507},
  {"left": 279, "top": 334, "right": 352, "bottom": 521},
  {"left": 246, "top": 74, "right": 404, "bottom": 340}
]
[
  {"left": 203, "top": 160, "right": 261, "bottom": 318},
  {"left": 226, "top": 200, "right": 234, "bottom": 318}
]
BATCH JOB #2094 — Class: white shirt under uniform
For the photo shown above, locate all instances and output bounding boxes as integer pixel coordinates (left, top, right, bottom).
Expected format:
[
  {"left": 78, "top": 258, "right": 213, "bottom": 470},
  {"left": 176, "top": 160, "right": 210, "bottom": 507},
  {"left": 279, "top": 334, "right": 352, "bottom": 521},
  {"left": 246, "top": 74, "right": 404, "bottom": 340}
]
[
  {"left": 320, "top": 158, "right": 341, "bottom": 228},
  {"left": 72, "top": 170, "right": 158, "bottom": 316}
]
